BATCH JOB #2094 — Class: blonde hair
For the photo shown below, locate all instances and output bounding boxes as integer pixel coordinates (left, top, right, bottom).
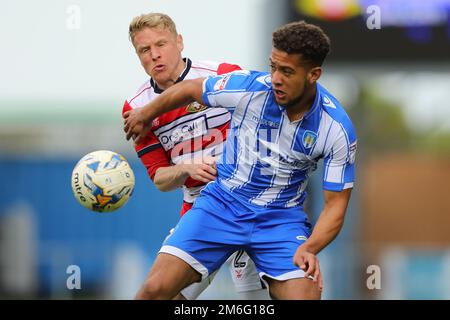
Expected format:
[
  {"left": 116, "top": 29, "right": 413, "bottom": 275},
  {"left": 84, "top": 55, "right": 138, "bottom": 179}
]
[{"left": 129, "top": 13, "right": 178, "bottom": 42}]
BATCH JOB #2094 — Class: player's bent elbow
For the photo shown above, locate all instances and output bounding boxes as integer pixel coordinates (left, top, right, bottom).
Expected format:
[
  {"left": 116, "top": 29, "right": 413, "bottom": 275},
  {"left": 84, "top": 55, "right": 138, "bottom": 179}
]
[
  {"left": 154, "top": 181, "right": 175, "bottom": 192},
  {"left": 153, "top": 168, "right": 179, "bottom": 192}
]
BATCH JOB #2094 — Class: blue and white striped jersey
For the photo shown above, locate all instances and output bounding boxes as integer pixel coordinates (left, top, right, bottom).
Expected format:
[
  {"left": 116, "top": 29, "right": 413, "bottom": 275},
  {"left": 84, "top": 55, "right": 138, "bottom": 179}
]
[{"left": 201, "top": 70, "right": 357, "bottom": 209}]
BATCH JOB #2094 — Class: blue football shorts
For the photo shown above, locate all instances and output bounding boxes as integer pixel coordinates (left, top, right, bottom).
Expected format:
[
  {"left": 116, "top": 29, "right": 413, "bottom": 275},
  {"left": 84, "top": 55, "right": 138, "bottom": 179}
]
[{"left": 159, "top": 181, "right": 312, "bottom": 282}]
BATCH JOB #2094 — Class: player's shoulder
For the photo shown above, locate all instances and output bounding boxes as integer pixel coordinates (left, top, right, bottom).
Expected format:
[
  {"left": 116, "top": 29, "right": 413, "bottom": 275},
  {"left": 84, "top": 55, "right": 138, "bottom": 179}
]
[
  {"left": 235, "top": 70, "right": 273, "bottom": 92},
  {"left": 317, "top": 83, "right": 356, "bottom": 139},
  {"left": 124, "top": 78, "right": 155, "bottom": 110},
  {"left": 190, "top": 60, "right": 241, "bottom": 77},
  {"left": 209, "top": 70, "right": 272, "bottom": 92},
  {"left": 189, "top": 60, "right": 220, "bottom": 77}
]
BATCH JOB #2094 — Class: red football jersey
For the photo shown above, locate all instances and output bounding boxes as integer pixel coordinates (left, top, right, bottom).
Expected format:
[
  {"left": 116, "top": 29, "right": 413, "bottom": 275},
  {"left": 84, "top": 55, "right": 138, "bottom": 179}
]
[{"left": 123, "top": 58, "right": 240, "bottom": 216}]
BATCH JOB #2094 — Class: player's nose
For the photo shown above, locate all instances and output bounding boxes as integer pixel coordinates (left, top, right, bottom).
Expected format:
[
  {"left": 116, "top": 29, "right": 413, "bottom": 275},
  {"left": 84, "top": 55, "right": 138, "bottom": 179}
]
[
  {"left": 151, "top": 48, "right": 161, "bottom": 60},
  {"left": 271, "top": 71, "right": 282, "bottom": 87}
]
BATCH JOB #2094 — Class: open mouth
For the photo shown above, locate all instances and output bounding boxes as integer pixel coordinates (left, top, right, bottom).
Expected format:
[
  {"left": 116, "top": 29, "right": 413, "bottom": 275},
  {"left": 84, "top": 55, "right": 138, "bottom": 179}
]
[{"left": 274, "top": 89, "right": 286, "bottom": 99}]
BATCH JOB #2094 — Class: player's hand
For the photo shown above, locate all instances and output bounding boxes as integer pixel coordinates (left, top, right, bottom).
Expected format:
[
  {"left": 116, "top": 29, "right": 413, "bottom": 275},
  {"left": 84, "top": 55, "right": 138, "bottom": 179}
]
[
  {"left": 123, "top": 109, "right": 151, "bottom": 145},
  {"left": 201, "top": 156, "right": 218, "bottom": 170},
  {"left": 293, "top": 245, "right": 323, "bottom": 291},
  {"left": 183, "top": 159, "right": 217, "bottom": 184}
]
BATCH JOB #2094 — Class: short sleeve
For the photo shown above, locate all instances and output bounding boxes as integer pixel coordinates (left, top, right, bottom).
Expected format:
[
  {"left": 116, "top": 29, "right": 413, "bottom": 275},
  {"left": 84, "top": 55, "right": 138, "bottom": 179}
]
[
  {"left": 201, "top": 71, "right": 253, "bottom": 111},
  {"left": 322, "top": 126, "right": 357, "bottom": 191}
]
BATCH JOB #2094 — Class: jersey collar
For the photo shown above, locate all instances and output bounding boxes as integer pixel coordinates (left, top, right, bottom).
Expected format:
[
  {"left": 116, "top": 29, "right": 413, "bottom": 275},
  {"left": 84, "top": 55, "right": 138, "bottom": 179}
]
[
  {"left": 304, "top": 83, "right": 321, "bottom": 120},
  {"left": 280, "top": 83, "right": 321, "bottom": 124},
  {"left": 149, "top": 58, "right": 192, "bottom": 94}
]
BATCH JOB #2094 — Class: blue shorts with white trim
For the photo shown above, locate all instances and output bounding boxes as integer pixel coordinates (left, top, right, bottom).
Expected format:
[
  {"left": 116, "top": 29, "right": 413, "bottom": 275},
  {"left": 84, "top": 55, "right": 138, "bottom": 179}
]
[{"left": 160, "top": 181, "right": 312, "bottom": 281}]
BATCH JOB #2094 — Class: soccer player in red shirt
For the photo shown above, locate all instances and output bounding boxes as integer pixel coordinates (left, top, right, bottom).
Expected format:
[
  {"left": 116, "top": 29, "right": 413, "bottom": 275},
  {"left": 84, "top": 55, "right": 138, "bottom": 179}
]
[{"left": 123, "top": 13, "right": 268, "bottom": 300}]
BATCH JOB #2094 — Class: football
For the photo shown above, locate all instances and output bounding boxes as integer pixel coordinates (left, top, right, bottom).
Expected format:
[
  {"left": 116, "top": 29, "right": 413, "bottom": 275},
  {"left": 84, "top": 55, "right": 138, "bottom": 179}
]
[{"left": 71, "top": 150, "right": 135, "bottom": 212}]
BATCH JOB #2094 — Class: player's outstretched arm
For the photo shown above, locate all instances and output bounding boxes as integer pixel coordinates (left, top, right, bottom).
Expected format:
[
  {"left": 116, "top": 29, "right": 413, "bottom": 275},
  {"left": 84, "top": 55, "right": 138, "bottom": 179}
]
[
  {"left": 123, "top": 77, "right": 206, "bottom": 144},
  {"left": 293, "top": 188, "right": 352, "bottom": 289},
  {"left": 298, "top": 188, "right": 352, "bottom": 255}
]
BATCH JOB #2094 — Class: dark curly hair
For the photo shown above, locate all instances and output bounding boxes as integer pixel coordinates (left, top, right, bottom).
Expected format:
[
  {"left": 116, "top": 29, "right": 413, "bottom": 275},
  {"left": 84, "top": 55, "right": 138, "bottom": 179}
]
[{"left": 272, "top": 21, "right": 330, "bottom": 67}]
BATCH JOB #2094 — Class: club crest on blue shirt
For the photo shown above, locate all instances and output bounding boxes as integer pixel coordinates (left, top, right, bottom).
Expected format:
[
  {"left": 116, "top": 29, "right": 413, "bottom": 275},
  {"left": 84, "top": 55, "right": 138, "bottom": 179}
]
[{"left": 302, "top": 130, "right": 317, "bottom": 149}]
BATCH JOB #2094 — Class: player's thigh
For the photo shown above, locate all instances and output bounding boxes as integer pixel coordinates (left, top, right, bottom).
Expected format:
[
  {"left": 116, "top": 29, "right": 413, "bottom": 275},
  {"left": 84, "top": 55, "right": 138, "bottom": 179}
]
[
  {"left": 146, "top": 252, "right": 202, "bottom": 295},
  {"left": 162, "top": 192, "right": 247, "bottom": 276},
  {"left": 264, "top": 277, "right": 321, "bottom": 300}
]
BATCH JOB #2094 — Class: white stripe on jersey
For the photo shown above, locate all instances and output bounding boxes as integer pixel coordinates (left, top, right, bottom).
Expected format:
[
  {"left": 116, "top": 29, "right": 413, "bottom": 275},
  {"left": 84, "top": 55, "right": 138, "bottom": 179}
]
[
  {"left": 285, "top": 179, "right": 309, "bottom": 208},
  {"left": 323, "top": 122, "right": 349, "bottom": 184},
  {"left": 206, "top": 91, "right": 252, "bottom": 115},
  {"left": 250, "top": 113, "right": 299, "bottom": 206},
  {"left": 221, "top": 92, "right": 270, "bottom": 190}
]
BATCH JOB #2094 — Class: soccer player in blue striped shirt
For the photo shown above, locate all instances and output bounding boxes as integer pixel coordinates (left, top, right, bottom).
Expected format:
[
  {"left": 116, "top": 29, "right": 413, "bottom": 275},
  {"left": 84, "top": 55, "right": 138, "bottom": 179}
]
[{"left": 124, "top": 21, "right": 357, "bottom": 300}]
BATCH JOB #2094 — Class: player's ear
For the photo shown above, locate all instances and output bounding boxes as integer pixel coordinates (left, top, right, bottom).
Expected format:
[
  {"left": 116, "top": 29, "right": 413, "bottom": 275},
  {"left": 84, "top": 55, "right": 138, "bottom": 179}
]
[
  {"left": 177, "top": 34, "right": 184, "bottom": 52},
  {"left": 308, "top": 67, "right": 322, "bottom": 84}
]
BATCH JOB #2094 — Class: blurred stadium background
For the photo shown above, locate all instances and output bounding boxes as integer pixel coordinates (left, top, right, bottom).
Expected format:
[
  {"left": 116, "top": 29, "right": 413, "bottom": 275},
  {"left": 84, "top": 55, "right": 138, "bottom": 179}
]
[{"left": 1, "top": 0, "right": 449, "bottom": 299}]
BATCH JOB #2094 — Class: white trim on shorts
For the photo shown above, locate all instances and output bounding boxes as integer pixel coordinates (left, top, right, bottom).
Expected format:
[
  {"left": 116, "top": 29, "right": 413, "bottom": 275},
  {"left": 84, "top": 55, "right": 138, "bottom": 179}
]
[
  {"left": 159, "top": 245, "right": 209, "bottom": 280},
  {"left": 259, "top": 270, "right": 314, "bottom": 289}
]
